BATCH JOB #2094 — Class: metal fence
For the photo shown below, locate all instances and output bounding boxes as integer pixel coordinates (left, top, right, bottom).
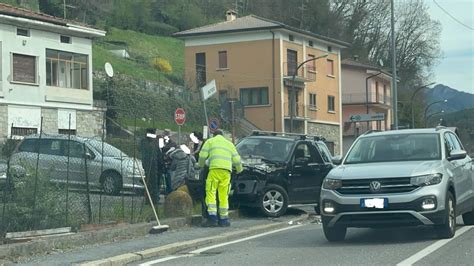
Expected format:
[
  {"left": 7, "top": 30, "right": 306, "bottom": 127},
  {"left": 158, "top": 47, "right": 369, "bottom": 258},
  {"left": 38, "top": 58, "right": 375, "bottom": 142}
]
[{"left": 0, "top": 115, "right": 178, "bottom": 240}]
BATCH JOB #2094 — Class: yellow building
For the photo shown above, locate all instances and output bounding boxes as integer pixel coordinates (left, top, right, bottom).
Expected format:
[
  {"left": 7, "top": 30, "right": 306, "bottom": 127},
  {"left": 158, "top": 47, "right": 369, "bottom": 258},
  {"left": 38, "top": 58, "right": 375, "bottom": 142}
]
[{"left": 175, "top": 11, "right": 349, "bottom": 154}]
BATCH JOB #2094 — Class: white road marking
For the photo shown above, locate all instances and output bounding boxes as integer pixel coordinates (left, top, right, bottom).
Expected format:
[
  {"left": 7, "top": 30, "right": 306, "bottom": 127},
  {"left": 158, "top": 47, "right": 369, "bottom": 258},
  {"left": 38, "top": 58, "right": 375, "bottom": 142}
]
[
  {"left": 139, "top": 224, "right": 306, "bottom": 266},
  {"left": 397, "top": 226, "right": 473, "bottom": 266}
]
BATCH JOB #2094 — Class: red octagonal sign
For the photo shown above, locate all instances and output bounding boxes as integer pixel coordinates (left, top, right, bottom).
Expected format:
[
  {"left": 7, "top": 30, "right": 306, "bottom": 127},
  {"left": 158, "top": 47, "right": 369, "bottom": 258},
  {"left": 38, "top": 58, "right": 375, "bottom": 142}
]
[{"left": 175, "top": 108, "right": 186, "bottom": 125}]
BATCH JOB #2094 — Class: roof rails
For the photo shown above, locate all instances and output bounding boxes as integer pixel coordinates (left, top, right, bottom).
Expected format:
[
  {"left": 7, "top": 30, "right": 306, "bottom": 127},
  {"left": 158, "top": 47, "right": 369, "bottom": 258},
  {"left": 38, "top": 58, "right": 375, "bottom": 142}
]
[
  {"left": 250, "top": 130, "right": 326, "bottom": 142},
  {"left": 435, "top": 125, "right": 447, "bottom": 131},
  {"left": 361, "top": 129, "right": 382, "bottom": 136}
]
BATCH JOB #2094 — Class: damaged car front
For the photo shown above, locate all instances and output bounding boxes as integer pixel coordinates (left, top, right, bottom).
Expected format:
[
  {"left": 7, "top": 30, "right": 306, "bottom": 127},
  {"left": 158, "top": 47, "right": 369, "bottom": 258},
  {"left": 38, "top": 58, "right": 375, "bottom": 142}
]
[{"left": 231, "top": 137, "right": 294, "bottom": 207}]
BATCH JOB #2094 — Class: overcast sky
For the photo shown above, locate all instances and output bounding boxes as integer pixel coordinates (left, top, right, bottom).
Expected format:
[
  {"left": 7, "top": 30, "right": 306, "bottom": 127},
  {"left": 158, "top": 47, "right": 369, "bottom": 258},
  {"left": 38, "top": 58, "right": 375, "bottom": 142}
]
[{"left": 425, "top": 0, "right": 473, "bottom": 93}]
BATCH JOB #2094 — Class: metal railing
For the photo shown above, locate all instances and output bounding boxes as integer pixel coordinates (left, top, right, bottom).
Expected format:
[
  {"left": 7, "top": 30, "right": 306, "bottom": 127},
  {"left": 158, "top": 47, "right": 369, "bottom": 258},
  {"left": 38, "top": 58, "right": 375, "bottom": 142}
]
[{"left": 342, "top": 93, "right": 392, "bottom": 105}]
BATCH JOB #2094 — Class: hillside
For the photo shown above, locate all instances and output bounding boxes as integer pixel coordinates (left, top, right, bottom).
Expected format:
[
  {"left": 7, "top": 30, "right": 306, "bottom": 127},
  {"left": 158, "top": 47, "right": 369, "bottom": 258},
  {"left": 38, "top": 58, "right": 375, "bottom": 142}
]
[
  {"left": 424, "top": 84, "right": 474, "bottom": 114},
  {"left": 93, "top": 28, "right": 184, "bottom": 85}
]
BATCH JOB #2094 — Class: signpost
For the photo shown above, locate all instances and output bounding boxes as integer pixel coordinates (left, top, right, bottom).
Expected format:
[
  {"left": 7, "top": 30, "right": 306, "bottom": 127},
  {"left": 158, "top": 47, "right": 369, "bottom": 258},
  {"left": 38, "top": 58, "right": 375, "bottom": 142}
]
[
  {"left": 209, "top": 117, "right": 220, "bottom": 133},
  {"left": 201, "top": 80, "right": 217, "bottom": 137},
  {"left": 175, "top": 108, "right": 186, "bottom": 144},
  {"left": 348, "top": 113, "right": 385, "bottom": 122}
]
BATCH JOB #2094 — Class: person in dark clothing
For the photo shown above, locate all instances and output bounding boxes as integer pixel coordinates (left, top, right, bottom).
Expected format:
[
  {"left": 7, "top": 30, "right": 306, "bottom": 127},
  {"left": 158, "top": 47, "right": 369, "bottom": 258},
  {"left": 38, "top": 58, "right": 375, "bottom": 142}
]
[
  {"left": 140, "top": 128, "right": 164, "bottom": 204},
  {"left": 165, "top": 146, "right": 196, "bottom": 191},
  {"left": 190, "top": 131, "right": 204, "bottom": 161},
  {"left": 161, "top": 129, "right": 177, "bottom": 195}
]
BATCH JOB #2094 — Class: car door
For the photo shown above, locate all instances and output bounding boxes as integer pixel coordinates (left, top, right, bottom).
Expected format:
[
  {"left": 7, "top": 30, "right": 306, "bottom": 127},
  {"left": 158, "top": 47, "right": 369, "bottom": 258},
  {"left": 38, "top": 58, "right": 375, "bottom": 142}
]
[
  {"left": 63, "top": 140, "right": 93, "bottom": 186},
  {"left": 37, "top": 139, "right": 66, "bottom": 183},
  {"left": 444, "top": 132, "right": 471, "bottom": 211},
  {"left": 288, "top": 142, "right": 327, "bottom": 204},
  {"left": 446, "top": 132, "right": 473, "bottom": 211}
]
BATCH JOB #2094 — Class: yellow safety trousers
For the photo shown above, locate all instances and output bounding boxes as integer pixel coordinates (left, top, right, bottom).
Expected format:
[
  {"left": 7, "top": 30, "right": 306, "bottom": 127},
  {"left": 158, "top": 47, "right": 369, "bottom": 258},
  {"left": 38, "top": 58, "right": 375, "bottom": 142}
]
[{"left": 205, "top": 168, "right": 231, "bottom": 218}]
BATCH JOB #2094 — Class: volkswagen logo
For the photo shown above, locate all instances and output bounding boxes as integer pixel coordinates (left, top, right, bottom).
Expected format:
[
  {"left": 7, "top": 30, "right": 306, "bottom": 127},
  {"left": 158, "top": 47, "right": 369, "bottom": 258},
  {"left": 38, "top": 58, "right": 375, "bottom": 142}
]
[{"left": 369, "top": 181, "right": 382, "bottom": 193}]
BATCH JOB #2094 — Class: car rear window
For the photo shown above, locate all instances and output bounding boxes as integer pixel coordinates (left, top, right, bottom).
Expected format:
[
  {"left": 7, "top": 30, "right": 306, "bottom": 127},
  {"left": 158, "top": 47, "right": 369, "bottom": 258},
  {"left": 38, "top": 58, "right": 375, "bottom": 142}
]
[{"left": 18, "top": 139, "right": 39, "bottom": 153}]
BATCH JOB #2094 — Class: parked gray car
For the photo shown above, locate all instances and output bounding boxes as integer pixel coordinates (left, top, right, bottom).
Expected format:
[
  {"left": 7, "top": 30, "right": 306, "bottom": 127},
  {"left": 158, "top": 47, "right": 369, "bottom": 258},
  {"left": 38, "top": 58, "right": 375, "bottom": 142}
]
[
  {"left": 9, "top": 134, "right": 145, "bottom": 195},
  {"left": 320, "top": 127, "right": 474, "bottom": 241}
]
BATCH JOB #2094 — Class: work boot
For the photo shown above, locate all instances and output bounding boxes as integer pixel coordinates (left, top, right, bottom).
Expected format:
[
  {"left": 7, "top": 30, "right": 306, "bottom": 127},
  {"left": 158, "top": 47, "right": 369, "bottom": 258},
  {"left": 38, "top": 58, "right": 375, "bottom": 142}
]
[
  {"left": 201, "top": 215, "right": 218, "bottom": 227},
  {"left": 218, "top": 219, "right": 231, "bottom": 227}
]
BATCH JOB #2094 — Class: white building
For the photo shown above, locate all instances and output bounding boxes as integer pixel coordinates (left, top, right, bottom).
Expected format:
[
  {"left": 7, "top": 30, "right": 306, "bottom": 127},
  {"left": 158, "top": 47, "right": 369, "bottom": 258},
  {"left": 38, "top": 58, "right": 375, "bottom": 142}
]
[{"left": 0, "top": 3, "right": 106, "bottom": 141}]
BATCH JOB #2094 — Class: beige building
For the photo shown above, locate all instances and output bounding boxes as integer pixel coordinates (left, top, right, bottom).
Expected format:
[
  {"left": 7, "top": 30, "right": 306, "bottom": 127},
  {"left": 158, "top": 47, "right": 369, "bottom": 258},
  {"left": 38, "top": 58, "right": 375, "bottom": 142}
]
[
  {"left": 341, "top": 59, "right": 393, "bottom": 153},
  {"left": 175, "top": 12, "right": 349, "bottom": 154}
]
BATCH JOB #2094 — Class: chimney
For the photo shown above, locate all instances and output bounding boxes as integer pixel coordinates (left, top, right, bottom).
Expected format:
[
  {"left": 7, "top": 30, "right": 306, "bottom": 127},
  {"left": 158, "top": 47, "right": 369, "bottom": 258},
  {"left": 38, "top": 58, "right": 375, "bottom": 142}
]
[
  {"left": 353, "top": 55, "right": 359, "bottom": 61},
  {"left": 226, "top": 10, "right": 237, "bottom": 22}
]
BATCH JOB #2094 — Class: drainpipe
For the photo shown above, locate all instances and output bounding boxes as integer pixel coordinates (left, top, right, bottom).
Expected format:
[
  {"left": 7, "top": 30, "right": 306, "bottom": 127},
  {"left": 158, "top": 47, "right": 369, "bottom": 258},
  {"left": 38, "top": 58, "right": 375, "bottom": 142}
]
[{"left": 270, "top": 30, "right": 276, "bottom": 131}]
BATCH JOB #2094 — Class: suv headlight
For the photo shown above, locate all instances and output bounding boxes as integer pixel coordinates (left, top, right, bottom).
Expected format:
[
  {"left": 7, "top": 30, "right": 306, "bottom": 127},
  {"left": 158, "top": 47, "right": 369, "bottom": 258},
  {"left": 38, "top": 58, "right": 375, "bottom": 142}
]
[
  {"left": 410, "top": 174, "right": 442, "bottom": 186},
  {"left": 323, "top": 178, "right": 342, "bottom": 190}
]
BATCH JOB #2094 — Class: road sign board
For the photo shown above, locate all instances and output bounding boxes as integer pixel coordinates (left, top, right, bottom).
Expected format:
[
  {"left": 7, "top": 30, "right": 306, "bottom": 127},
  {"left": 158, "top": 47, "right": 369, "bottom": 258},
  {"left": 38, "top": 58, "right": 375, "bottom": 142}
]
[
  {"left": 201, "top": 80, "right": 217, "bottom": 100},
  {"left": 175, "top": 108, "right": 186, "bottom": 125},
  {"left": 209, "top": 117, "right": 220, "bottom": 133},
  {"left": 348, "top": 113, "right": 385, "bottom": 122}
]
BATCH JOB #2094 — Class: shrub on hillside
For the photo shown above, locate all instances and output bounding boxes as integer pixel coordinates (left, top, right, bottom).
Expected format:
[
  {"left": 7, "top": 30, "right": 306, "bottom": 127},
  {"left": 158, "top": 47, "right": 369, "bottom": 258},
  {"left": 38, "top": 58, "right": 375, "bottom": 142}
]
[{"left": 150, "top": 58, "right": 173, "bottom": 73}]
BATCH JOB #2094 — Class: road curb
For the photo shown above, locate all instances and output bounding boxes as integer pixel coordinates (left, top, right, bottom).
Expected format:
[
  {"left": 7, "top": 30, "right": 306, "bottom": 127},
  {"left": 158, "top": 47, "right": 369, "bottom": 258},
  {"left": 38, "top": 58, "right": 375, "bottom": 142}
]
[
  {"left": 80, "top": 214, "right": 309, "bottom": 266},
  {"left": 0, "top": 210, "right": 240, "bottom": 263}
]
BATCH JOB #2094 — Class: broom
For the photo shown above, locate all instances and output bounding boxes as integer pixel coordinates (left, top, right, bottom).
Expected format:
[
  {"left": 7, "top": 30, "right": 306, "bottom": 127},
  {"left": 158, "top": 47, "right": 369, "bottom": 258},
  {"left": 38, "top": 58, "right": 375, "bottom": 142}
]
[{"left": 136, "top": 159, "right": 169, "bottom": 234}]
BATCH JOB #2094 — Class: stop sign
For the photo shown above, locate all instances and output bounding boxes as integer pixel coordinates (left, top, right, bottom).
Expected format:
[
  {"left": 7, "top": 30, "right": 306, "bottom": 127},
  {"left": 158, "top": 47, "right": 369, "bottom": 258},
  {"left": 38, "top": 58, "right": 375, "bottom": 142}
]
[{"left": 175, "top": 108, "right": 186, "bottom": 125}]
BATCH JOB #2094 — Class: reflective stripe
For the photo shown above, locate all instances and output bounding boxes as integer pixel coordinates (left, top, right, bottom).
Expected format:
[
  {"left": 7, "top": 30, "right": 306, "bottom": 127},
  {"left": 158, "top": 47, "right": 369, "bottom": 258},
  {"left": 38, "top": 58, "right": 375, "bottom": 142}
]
[
  {"left": 209, "top": 155, "right": 232, "bottom": 162},
  {"left": 208, "top": 204, "right": 217, "bottom": 208},
  {"left": 209, "top": 146, "right": 234, "bottom": 154}
]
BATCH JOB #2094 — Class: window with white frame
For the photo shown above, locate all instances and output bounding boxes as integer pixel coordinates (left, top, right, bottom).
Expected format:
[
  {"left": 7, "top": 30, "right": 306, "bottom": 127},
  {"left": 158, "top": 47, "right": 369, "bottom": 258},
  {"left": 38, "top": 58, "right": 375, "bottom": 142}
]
[
  {"left": 46, "top": 49, "right": 88, "bottom": 89},
  {"left": 309, "top": 93, "right": 317, "bottom": 109},
  {"left": 12, "top": 53, "right": 37, "bottom": 84},
  {"left": 328, "top": 95, "right": 335, "bottom": 112}
]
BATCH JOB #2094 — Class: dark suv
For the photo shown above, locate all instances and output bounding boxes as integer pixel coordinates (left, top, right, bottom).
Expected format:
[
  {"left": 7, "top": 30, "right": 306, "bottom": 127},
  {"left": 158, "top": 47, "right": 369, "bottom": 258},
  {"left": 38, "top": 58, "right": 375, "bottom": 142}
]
[{"left": 231, "top": 131, "right": 335, "bottom": 217}]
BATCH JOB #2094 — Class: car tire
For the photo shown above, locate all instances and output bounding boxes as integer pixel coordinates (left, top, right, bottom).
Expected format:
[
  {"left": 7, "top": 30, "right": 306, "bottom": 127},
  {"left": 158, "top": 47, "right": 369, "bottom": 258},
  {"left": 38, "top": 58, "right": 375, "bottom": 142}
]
[
  {"left": 435, "top": 191, "right": 456, "bottom": 239},
  {"left": 101, "top": 172, "right": 122, "bottom": 196},
  {"left": 462, "top": 210, "right": 474, "bottom": 225},
  {"left": 323, "top": 222, "right": 346, "bottom": 242},
  {"left": 259, "top": 184, "right": 288, "bottom": 217}
]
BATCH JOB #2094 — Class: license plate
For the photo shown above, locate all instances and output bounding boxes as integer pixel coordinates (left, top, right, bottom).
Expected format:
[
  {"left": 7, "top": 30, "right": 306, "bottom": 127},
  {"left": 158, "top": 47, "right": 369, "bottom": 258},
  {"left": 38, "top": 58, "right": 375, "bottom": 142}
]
[{"left": 360, "top": 198, "right": 388, "bottom": 209}]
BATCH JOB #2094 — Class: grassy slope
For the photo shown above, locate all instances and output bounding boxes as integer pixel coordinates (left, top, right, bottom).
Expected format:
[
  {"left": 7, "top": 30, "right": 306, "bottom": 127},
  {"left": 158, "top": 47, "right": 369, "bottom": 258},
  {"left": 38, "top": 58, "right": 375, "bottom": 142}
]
[{"left": 93, "top": 28, "right": 184, "bottom": 84}]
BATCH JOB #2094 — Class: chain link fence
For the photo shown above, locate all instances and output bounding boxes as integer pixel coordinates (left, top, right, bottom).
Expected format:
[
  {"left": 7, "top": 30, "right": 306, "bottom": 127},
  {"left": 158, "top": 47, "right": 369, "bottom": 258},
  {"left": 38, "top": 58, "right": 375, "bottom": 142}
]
[{"left": 0, "top": 115, "right": 178, "bottom": 242}]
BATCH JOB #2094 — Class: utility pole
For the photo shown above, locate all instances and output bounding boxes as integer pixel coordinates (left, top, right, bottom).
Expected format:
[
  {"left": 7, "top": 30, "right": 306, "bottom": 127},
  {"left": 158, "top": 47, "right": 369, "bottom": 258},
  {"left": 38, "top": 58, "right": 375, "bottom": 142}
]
[{"left": 390, "top": 0, "right": 398, "bottom": 129}]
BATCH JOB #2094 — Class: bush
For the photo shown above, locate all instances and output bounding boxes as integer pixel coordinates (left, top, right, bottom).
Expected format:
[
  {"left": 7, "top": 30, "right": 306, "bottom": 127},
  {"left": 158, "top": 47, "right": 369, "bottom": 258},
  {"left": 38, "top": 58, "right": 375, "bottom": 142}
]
[
  {"left": 150, "top": 58, "right": 173, "bottom": 73},
  {"left": 1, "top": 139, "right": 20, "bottom": 159}
]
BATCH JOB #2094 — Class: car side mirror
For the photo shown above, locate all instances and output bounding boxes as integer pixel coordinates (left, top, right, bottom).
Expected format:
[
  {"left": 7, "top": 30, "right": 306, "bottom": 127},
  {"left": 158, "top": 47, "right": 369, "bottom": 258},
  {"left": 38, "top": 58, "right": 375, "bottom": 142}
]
[
  {"left": 448, "top": 150, "right": 466, "bottom": 161},
  {"left": 85, "top": 152, "right": 94, "bottom": 160},
  {"left": 332, "top": 155, "right": 343, "bottom": 165}
]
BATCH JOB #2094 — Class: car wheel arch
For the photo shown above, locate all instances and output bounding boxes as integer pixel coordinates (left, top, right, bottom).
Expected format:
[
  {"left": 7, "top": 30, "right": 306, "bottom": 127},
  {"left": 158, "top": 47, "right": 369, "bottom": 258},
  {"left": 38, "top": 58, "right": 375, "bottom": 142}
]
[{"left": 100, "top": 169, "right": 122, "bottom": 184}]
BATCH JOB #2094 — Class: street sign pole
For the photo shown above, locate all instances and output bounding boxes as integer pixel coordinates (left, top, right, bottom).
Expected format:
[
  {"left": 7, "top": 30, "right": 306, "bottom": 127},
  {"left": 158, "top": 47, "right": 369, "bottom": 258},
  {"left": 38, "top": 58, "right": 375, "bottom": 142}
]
[
  {"left": 178, "top": 125, "right": 181, "bottom": 145},
  {"left": 201, "top": 80, "right": 217, "bottom": 138},
  {"left": 230, "top": 99, "right": 235, "bottom": 143}
]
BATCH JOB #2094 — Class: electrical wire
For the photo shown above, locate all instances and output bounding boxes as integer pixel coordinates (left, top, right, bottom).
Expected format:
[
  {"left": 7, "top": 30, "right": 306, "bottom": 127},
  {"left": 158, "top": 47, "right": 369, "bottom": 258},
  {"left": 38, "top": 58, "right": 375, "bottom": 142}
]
[{"left": 433, "top": 0, "right": 474, "bottom": 31}]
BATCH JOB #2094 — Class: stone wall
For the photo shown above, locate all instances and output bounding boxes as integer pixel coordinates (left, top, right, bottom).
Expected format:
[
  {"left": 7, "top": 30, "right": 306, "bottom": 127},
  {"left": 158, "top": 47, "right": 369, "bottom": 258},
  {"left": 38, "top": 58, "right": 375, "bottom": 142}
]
[
  {"left": 76, "top": 109, "right": 105, "bottom": 137},
  {"left": 41, "top": 108, "right": 58, "bottom": 135},
  {"left": 307, "top": 122, "right": 341, "bottom": 155}
]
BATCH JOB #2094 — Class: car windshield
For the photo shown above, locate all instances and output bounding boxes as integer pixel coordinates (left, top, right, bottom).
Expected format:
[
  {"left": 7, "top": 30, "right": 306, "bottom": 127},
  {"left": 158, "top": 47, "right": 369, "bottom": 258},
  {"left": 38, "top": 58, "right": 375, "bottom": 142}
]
[
  {"left": 87, "top": 140, "right": 127, "bottom": 157},
  {"left": 237, "top": 138, "right": 294, "bottom": 162},
  {"left": 345, "top": 133, "right": 441, "bottom": 164}
]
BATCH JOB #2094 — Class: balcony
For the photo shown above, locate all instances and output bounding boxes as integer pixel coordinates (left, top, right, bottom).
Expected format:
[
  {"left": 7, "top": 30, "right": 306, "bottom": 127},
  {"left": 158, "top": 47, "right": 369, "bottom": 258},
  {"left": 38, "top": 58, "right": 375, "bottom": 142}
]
[
  {"left": 283, "top": 62, "right": 316, "bottom": 83},
  {"left": 283, "top": 103, "right": 321, "bottom": 121},
  {"left": 342, "top": 93, "right": 392, "bottom": 107}
]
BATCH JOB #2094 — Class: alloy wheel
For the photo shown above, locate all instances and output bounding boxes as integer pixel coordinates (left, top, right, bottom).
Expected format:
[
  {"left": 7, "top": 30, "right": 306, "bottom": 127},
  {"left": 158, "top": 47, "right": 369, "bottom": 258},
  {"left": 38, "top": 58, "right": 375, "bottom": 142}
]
[{"left": 262, "top": 190, "right": 284, "bottom": 213}]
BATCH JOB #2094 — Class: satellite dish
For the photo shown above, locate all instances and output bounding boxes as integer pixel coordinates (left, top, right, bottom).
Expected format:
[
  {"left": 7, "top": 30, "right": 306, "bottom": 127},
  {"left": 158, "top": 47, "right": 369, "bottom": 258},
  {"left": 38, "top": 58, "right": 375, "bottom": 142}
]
[
  {"left": 105, "top": 62, "right": 114, "bottom": 78},
  {"left": 378, "top": 59, "right": 384, "bottom": 68}
]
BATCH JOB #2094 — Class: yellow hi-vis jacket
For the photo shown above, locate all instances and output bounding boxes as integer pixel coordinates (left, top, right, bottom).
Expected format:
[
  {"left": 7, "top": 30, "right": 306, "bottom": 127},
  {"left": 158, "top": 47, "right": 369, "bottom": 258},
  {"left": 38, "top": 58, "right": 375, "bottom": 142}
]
[{"left": 198, "top": 135, "right": 243, "bottom": 173}]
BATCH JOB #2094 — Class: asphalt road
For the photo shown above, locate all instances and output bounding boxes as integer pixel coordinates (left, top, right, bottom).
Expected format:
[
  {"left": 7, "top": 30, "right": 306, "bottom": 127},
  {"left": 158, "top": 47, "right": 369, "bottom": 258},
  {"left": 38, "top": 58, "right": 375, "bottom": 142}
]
[{"left": 137, "top": 217, "right": 473, "bottom": 266}]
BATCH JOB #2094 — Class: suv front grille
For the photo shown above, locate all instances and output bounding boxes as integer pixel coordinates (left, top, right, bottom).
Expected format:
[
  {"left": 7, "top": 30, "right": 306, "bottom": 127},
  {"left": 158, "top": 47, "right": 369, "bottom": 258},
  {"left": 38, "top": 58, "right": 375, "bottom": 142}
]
[{"left": 336, "top": 177, "right": 418, "bottom": 195}]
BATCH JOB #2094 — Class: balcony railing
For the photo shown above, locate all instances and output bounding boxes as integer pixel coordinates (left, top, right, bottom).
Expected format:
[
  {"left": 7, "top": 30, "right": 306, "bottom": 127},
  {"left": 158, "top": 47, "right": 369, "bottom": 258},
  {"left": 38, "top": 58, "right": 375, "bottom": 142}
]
[
  {"left": 283, "top": 103, "right": 322, "bottom": 120},
  {"left": 283, "top": 62, "right": 316, "bottom": 82},
  {"left": 342, "top": 93, "right": 392, "bottom": 106}
]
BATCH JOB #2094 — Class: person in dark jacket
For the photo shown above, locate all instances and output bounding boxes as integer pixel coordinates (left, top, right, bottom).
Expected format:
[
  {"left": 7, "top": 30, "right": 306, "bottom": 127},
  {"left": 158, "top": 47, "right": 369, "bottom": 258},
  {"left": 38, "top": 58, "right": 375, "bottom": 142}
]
[
  {"left": 165, "top": 146, "right": 196, "bottom": 191},
  {"left": 161, "top": 129, "right": 177, "bottom": 195},
  {"left": 139, "top": 128, "right": 164, "bottom": 204}
]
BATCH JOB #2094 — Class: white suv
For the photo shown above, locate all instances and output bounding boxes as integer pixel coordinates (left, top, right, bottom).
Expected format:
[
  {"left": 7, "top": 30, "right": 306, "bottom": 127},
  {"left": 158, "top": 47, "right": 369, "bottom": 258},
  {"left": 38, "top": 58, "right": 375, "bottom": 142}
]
[{"left": 320, "top": 127, "right": 474, "bottom": 241}]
